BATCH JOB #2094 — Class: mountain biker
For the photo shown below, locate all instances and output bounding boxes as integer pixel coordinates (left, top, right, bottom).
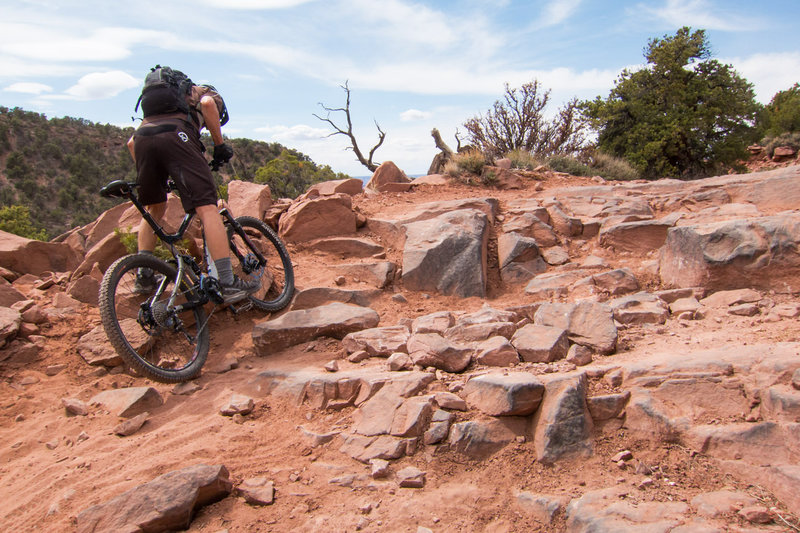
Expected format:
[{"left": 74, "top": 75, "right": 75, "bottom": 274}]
[{"left": 126, "top": 68, "right": 258, "bottom": 303}]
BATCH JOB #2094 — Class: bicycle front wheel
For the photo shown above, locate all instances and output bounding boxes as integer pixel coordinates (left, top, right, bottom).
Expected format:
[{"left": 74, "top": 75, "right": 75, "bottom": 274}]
[
  {"left": 99, "top": 254, "right": 210, "bottom": 383},
  {"left": 227, "top": 216, "right": 294, "bottom": 312}
]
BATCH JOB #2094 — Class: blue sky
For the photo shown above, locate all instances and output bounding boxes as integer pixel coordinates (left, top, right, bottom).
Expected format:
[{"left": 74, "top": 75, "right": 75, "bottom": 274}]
[{"left": 2, "top": 0, "right": 799, "bottom": 176}]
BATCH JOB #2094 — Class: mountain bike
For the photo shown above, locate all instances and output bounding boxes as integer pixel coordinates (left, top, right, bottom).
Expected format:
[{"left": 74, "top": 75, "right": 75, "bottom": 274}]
[{"left": 97, "top": 179, "right": 294, "bottom": 383}]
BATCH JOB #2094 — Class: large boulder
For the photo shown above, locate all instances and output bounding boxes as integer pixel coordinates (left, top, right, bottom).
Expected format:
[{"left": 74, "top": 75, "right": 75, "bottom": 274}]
[
  {"left": 308, "top": 178, "right": 363, "bottom": 196},
  {"left": 659, "top": 214, "right": 800, "bottom": 292},
  {"left": 534, "top": 302, "right": 618, "bottom": 354},
  {"left": 402, "top": 209, "right": 490, "bottom": 297},
  {"left": 278, "top": 193, "right": 357, "bottom": 243},
  {"left": 227, "top": 180, "right": 272, "bottom": 221},
  {"left": 0, "top": 230, "right": 82, "bottom": 276},
  {"left": 598, "top": 218, "right": 675, "bottom": 254},
  {"left": 365, "top": 161, "right": 411, "bottom": 192}
]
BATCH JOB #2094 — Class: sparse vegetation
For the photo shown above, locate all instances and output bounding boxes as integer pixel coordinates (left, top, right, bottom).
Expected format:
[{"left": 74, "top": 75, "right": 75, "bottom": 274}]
[
  {"left": 0, "top": 205, "right": 47, "bottom": 240},
  {"left": 463, "top": 80, "right": 587, "bottom": 159},
  {"left": 762, "top": 131, "right": 800, "bottom": 158},
  {"left": 444, "top": 148, "right": 490, "bottom": 178},
  {"left": 758, "top": 83, "right": 800, "bottom": 138},
  {"left": 505, "top": 149, "right": 542, "bottom": 171}
]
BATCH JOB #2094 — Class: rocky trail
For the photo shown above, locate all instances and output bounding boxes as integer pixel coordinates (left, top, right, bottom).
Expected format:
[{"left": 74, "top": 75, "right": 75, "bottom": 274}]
[{"left": 1, "top": 161, "right": 800, "bottom": 532}]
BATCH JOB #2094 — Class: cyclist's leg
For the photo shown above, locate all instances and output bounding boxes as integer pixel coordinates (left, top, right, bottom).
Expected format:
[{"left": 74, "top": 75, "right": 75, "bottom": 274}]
[{"left": 137, "top": 202, "right": 167, "bottom": 253}]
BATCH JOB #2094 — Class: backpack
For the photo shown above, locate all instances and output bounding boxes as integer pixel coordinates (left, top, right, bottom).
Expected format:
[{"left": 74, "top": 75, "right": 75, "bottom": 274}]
[{"left": 135, "top": 65, "right": 194, "bottom": 119}]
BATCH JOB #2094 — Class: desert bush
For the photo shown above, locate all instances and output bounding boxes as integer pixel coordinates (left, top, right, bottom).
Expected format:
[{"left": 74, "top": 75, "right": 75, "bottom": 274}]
[
  {"left": 762, "top": 131, "right": 800, "bottom": 157},
  {"left": 0, "top": 205, "right": 47, "bottom": 240},
  {"left": 587, "top": 151, "right": 640, "bottom": 180},
  {"left": 445, "top": 148, "right": 490, "bottom": 177},
  {"left": 505, "top": 149, "right": 543, "bottom": 170}
]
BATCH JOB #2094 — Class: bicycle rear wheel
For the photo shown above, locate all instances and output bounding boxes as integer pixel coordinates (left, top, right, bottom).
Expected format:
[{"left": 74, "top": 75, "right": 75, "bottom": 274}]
[
  {"left": 99, "top": 254, "right": 210, "bottom": 383},
  {"left": 227, "top": 216, "right": 294, "bottom": 312}
]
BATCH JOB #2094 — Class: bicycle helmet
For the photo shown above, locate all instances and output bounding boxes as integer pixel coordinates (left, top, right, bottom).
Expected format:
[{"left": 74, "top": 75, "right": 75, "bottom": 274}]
[{"left": 200, "top": 84, "right": 229, "bottom": 126}]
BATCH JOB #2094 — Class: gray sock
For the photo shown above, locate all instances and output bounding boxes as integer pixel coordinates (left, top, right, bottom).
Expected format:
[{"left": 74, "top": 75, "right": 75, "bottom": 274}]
[{"left": 214, "top": 257, "right": 234, "bottom": 285}]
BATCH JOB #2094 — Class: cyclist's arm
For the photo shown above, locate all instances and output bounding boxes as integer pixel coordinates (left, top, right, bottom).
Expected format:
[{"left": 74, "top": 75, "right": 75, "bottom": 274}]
[
  {"left": 127, "top": 135, "right": 135, "bottom": 161},
  {"left": 200, "top": 96, "right": 225, "bottom": 146}
]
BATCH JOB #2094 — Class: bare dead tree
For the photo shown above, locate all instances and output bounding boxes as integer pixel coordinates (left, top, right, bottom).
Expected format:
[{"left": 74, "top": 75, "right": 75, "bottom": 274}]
[
  {"left": 427, "top": 128, "right": 455, "bottom": 174},
  {"left": 463, "top": 80, "right": 587, "bottom": 158},
  {"left": 313, "top": 81, "right": 385, "bottom": 172}
]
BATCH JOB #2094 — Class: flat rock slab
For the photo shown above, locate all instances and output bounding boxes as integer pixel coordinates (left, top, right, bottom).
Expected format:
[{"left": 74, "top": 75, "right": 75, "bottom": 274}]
[
  {"left": 76, "top": 464, "right": 232, "bottom": 533},
  {"left": 90, "top": 387, "right": 163, "bottom": 418},
  {"left": 566, "top": 486, "right": 690, "bottom": 533},
  {"left": 533, "top": 372, "right": 593, "bottom": 464},
  {"left": 252, "top": 302, "right": 380, "bottom": 355}
]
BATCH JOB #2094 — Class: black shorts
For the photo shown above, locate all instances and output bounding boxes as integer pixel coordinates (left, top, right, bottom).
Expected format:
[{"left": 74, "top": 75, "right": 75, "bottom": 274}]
[{"left": 133, "top": 118, "right": 218, "bottom": 212}]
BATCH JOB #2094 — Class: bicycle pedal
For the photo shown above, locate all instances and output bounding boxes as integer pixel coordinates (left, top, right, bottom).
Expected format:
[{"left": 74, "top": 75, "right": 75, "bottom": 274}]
[{"left": 227, "top": 300, "right": 253, "bottom": 315}]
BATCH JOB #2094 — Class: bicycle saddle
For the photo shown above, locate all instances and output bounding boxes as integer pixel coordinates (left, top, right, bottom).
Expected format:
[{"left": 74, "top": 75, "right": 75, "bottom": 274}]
[{"left": 100, "top": 180, "right": 137, "bottom": 198}]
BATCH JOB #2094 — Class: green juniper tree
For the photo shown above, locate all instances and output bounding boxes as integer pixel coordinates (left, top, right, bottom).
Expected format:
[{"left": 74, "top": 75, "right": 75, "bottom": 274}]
[{"left": 581, "top": 27, "right": 760, "bottom": 179}]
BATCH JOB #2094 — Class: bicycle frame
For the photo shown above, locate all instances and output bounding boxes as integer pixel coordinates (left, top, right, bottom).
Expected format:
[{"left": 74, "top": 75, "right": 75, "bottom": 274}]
[{"left": 100, "top": 180, "right": 269, "bottom": 308}]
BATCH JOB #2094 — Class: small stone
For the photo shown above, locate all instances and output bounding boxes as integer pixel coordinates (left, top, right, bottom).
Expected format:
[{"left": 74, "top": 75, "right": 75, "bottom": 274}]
[
  {"left": 397, "top": 466, "right": 426, "bottom": 488},
  {"left": 114, "top": 412, "right": 148, "bottom": 436},
  {"left": 76, "top": 431, "right": 90, "bottom": 443},
  {"left": 355, "top": 517, "right": 370, "bottom": 531},
  {"left": 392, "top": 294, "right": 408, "bottom": 303},
  {"left": 220, "top": 394, "right": 255, "bottom": 416},
  {"left": 638, "top": 477, "right": 654, "bottom": 489},
  {"left": 45, "top": 439, "right": 59, "bottom": 450},
  {"left": 239, "top": 477, "right": 275, "bottom": 506},
  {"left": 792, "top": 368, "right": 800, "bottom": 391},
  {"left": 370, "top": 459, "right": 390, "bottom": 479},
  {"left": 62, "top": 398, "right": 89, "bottom": 417},
  {"left": 348, "top": 350, "right": 371, "bottom": 363},
  {"left": 566, "top": 344, "right": 592, "bottom": 366},
  {"left": 20, "top": 376, "right": 39, "bottom": 386},
  {"left": 387, "top": 352, "right": 413, "bottom": 371},
  {"left": 737, "top": 505, "right": 772, "bottom": 524},
  {"left": 14, "top": 414, "right": 24, "bottom": 422},
  {"left": 335, "top": 276, "right": 346, "bottom": 286},
  {"left": 324, "top": 360, "right": 339, "bottom": 372},
  {"left": 45, "top": 364, "right": 68, "bottom": 376},
  {"left": 171, "top": 381, "right": 202, "bottom": 395},
  {"left": 611, "top": 450, "right": 633, "bottom": 462}
]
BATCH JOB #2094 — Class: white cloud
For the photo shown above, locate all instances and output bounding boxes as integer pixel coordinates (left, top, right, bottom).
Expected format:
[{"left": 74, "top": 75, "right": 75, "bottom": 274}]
[
  {"left": 346, "top": 0, "right": 459, "bottom": 48},
  {"left": 256, "top": 123, "right": 330, "bottom": 142},
  {"left": 56, "top": 71, "right": 140, "bottom": 101},
  {"left": 400, "top": 109, "right": 431, "bottom": 122},
  {"left": 3, "top": 82, "right": 53, "bottom": 94},
  {"left": 727, "top": 52, "right": 800, "bottom": 103},
  {"left": 198, "top": 0, "right": 317, "bottom": 8},
  {"left": 536, "top": 0, "right": 583, "bottom": 28},
  {"left": 0, "top": 23, "right": 168, "bottom": 62},
  {"left": 639, "top": 0, "right": 757, "bottom": 31}
]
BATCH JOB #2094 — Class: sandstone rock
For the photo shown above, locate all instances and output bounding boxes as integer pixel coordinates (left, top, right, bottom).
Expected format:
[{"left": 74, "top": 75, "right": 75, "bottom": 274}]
[
  {"left": 691, "top": 490, "right": 758, "bottom": 518},
  {"left": 524, "top": 269, "right": 593, "bottom": 300},
  {"left": 340, "top": 433, "right": 406, "bottom": 463},
  {"left": 411, "top": 311, "right": 455, "bottom": 335},
  {"left": 0, "top": 306, "right": 22, "bottom": 344},
  {"left": 407, "top": 333, "right": 472, "bottom": 373},
  {"left": 540, "top": 246, "right": 570, "bottom": 266},
  {"left": 566, "top": 486, "right": 689, "bottom": 532},
  {"left": 308, "top": 178, "right": 364, "bottom": 196},
  {"left": 448, "top": 418, "right": 527, "bottom": 457},
  {"left": 402, "top": 209, "right": 489, "bottom": 297},
  {"left": 342, "top": 325, "right": 410, "bottom": 357},
  {"left": 113, "top": 412, "right": 149, "bottom": 436},
  {"left": 220, "top": 394, "right": 255, "bottom": 416},
  {"left": 659, "top": 215, "right": 800, "bottom": 292},
  {"left": 463, "top": 372, "right": 545, "bottom": 416},
  {"left": 759, "top": 385, "right": 800, "bottom": 422},
  {"left": 366, "top": 161, "right": 410, "bottom": 192},
  {"left": 547, "top": 204, "right": 582, "bottom": 237},
  {"left": 669, "top": 296, "right": 701, "bottom": 316},
  {"left": 387, "top": 352, "right": 413, "bottom": 371},
  {"left": 444, "top": 321, "right": 516, "bottom": 344},
  {"left": 599, "top": 218, "right": 674, "bottom": 253},
  {"left": 590, "top": 268, "right": 639, "bottom": 296},
  {"left": 515, "top": 492, "right": 567, "bottom": 524},
  {"left": 532, "top": 373, "right": 593, "bottom": 464},
  {"left": 587, "top": 391, "right": 630, "bottom": 421},
  {"left": 565, "top": 344, "right": 592, "bottom": 367},
  {"left": 238, "top": 477, "right": 275, "bottom": 506},
  {"left": 510, "top": 324, "right": 569, "bottom": 363},
  {"left": 411, "top": 174, "right": 449, "bottom": 186},
  {"left": 278, "top": 193, "right": 357, "bottom": 243},
  {"left": 252, "top": 303, "right": 380, "bottom": 355},
  {"left": 397, "top": 466, "right": 426, "bottom": 488},
  {"left": 390, "top": 396, "right": 434, "bottom": 437},
  {"left": 66, "top": 275, "right": 100, "bottom": 306},
  {"left": 290, "top": 286, "right": 380, "bottom": 310},
  {"left": 227, "top": 180, "right": 272, "bottom": 220},
  {"left": 353, "top": 383, "right": 406, "bottom": 436},
  {"left": 475, "top": 336, "right": 520, "bottom": 367},
  {"left": 75, "top": 464, "right": 232, "bottom": 533},
  {"left": 700, "top": 288, "right": 761, "bottom": 308},
  {"left": 304, "top": 236, "right": 384, "bottom": 258},
  {"left": 90, "top": 387, "right": 163, "bottom": 418},
  {"left": 72, "top": 232, "right": 128, "bottom": 279},
  {"left": 330, "top": 261, "right": 396, "bottom": 289},
  {"left": 433, "top": 391, "right": 468, "bottom": 411},
  {"left": 62, "top": 398, "right": 89, "bottom": 416},
  {"left": 609, "top": 292, "right": 670, "bottom": 325},
  {"left": 534, "top": 302, "right": 618, "bottom": 354},
  {"left": 686, "top": 422, "right": 792, "bottom": 465},
  {"left": 503, "top": 213, "right": 559, "bottom": 247},
  {"left": 0, "top": 283, "right": 26, "bottom": 307},
  {"left": 0, "top": 230, "right": 82, "bottom": 276}
]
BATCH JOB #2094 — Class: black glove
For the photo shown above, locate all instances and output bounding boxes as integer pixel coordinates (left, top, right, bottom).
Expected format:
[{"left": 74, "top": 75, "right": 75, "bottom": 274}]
[{"left": 213, "top": 143, "right": 234, "bottom": 163}]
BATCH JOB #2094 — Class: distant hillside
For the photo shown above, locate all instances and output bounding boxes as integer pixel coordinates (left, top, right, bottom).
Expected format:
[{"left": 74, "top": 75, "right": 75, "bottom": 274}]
[{"left": 0, "top": 106, "right": 347, "bottom": 238}]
